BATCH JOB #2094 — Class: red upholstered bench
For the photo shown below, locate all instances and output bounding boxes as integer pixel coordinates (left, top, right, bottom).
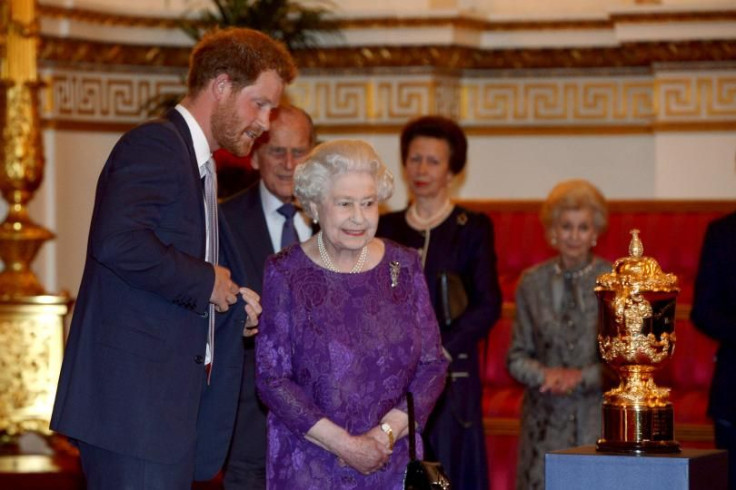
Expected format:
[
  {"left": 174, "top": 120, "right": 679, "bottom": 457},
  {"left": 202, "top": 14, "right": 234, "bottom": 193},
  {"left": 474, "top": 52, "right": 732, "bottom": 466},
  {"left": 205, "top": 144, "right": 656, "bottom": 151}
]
[{"left": 460, "top": 200, "right": 735, "bottom": 490}]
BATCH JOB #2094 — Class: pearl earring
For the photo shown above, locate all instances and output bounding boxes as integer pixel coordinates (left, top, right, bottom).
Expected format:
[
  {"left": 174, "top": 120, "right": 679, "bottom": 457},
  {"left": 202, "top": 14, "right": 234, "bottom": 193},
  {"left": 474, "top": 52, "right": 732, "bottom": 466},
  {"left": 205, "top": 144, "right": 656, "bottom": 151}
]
[{"left": 550, "top": 236, "right": 557, "bottom": 246}]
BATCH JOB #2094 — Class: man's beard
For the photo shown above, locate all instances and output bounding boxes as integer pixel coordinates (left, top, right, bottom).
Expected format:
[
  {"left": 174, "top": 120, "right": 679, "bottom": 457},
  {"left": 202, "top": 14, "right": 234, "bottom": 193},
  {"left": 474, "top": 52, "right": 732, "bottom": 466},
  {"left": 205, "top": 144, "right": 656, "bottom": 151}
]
[{"left": 211, "top": 102, "right": 261, "bottom": 157}]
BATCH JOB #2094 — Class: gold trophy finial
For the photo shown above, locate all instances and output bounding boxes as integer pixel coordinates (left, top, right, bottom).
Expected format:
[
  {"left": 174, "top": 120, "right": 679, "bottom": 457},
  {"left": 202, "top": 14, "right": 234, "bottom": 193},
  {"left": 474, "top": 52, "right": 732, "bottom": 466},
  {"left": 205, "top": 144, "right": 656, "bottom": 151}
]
[
  {"left": 595, "top": 230, "right": 680, "bottom": 454},
  {"left": 628, "top": 229, "right": 643, "bottom": 257}
]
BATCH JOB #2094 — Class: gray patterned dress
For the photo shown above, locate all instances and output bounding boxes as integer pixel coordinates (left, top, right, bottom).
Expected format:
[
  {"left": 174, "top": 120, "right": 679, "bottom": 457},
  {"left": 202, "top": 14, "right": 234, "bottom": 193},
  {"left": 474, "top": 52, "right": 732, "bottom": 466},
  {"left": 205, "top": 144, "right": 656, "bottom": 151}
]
[{"left": 506, "top": 256, "right": 611, "bottom": 490}]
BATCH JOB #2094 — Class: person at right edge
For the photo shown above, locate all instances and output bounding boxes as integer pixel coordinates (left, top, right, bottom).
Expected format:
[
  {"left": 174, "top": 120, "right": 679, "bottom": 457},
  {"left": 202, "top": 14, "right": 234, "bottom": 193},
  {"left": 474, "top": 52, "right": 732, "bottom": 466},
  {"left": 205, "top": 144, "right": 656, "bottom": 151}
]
[
  {"left": 506, "top": 179, "right": 611, "bottom": 490},
  {"left": 691, "top": 210, "right": 736, "bottom": 490},
  {"left": 377, "top": 115, "right": 502, "bottom": 489}
]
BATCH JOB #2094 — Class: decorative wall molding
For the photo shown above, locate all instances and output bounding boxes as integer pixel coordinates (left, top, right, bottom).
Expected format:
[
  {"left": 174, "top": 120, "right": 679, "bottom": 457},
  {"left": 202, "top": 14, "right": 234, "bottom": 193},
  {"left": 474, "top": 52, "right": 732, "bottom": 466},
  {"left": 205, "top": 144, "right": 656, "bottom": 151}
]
[
  {"left": 461, "top": 77, "right": 654, "bottom": 125},
  {"left": 656, "top": 73, "right": 736, "bottom": 121},
  {"left": 39, "top": 37, "right": 736, "bottom": 72},
  {"left": 39, "top": 37, "right": 190, "bottom": 70},
  {"left": 35, "top": 4, "right": 736, "bottom": 133},
  {"left": 39, "top": 4, "right": 184, "bottom": 29},
  {"left": 43, "top": 70, "right": 184, "bottom": 124},
  {"left": 37, "top": 4, "right": 736, "bottom": 32},
  {"left": 41, "top": 68, "right": 736, "bottom": 133}
]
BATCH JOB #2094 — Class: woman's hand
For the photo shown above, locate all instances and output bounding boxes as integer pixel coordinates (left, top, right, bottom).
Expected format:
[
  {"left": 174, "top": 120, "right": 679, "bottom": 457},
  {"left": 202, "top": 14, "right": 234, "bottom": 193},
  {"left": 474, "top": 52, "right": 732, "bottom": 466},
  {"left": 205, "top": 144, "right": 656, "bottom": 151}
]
[
  {"left": 240, "top": 287, "right": 262, "bottom": 337},
  {"left": 366, "top": 425, "right": 392, "bottom": 451},
  {"left": 540, "top": 367, "right": 583, "bottom": 395},
  {"left": 337, "top": 433, "right": 392, "bottom": 475},
  {"left": 306, "top": 418, "right": 392, "bottom": 475}
]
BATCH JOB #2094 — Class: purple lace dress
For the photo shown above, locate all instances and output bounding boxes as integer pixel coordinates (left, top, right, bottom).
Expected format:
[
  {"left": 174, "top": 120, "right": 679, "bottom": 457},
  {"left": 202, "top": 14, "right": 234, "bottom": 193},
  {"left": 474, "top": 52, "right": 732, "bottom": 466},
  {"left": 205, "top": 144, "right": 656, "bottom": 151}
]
[{"left": 256, "top": 240, "right": 448, "bottom": 489}]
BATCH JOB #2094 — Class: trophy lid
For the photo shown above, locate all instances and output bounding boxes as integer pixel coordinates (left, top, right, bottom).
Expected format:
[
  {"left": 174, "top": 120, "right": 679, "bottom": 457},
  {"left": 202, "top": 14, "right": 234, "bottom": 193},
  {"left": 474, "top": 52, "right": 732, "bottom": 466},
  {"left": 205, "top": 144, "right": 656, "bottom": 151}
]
[{"left": 596, "top": 229, "right": 679, "bottom": 293}]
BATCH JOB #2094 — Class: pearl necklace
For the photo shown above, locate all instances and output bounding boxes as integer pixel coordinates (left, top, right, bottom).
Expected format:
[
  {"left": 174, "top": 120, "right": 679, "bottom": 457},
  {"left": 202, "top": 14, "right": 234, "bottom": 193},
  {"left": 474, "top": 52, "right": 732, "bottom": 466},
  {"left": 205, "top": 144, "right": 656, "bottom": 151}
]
[
  {"left": 408, "top": 199, "right": 453, "bottom": 229},
  {"left": 317, "top": 231, "right": 368, "bottom": 274}
]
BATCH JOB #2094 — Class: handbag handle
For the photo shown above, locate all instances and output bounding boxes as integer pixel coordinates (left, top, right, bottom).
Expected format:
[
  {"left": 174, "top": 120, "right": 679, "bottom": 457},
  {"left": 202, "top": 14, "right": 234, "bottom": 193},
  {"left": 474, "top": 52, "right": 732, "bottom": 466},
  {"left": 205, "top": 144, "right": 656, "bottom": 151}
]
[{"left": 407, "top": 392, "right": 417, "bottom": 462}]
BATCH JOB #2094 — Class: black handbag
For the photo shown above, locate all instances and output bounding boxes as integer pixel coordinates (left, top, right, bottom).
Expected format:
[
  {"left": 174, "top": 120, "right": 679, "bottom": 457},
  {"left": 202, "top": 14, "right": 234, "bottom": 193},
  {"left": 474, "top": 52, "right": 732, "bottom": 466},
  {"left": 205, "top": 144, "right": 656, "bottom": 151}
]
[
  {"left": 438, "top": 271, "right": 468, "bottom": 327},
  {"left": 403, "top": 392, "right": 452, "bottom": 490}
]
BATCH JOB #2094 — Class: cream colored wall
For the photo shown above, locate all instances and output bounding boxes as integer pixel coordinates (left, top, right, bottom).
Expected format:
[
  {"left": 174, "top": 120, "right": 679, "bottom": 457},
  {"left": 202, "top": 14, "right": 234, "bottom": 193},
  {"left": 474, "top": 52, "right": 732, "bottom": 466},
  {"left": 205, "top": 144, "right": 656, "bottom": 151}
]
[
  {"left": 329, "top": 133, "right": 659, "bottom": 209},
  {"left": 34, "top": 127, "right": 734, "bottom": 296},
  {"left": 653, "top": 132, "right": 736, "bottom": 198},
  {"left": 36, "top": 131, "right": 117, "bottom": 294}
]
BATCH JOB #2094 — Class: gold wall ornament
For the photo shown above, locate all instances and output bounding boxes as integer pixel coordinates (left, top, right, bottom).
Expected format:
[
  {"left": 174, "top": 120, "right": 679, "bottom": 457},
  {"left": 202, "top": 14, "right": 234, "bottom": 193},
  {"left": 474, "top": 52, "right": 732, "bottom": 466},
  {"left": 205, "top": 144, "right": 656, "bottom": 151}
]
[
  {"left": 595, "top": 229, "right": 680, "bottom": 453},
  {"left": 0, "top": 79, "right": 53, "bottom": 296},
  {"left": 1, "top": 0, "right": 53, "bottom": 296}
]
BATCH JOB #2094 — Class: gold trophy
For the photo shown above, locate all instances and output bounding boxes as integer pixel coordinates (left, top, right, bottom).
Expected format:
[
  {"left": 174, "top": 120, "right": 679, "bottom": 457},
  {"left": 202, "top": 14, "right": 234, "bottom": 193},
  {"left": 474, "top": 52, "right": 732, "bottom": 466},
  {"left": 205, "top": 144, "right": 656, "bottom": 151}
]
[{"left": 595, "top": 230, "right": 680, "bottom": 453}]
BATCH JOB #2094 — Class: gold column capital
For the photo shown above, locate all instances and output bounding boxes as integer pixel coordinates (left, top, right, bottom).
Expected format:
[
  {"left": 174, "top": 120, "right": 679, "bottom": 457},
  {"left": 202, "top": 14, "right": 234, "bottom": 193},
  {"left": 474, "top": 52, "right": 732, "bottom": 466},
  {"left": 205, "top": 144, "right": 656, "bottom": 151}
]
[{"left": 3, "top": 0, "right": 40, "bottom": 83}]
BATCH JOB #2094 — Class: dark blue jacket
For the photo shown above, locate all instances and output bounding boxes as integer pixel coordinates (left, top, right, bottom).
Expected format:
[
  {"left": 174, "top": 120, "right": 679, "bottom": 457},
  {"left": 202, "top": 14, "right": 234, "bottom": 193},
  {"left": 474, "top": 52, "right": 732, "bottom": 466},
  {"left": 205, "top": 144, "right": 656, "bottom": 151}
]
[
  {"left": 691, "top": 211, "right": 736, "bottom": 422},
  {"left": 50, "top": 110, "right": 246, "bottom": 480}
]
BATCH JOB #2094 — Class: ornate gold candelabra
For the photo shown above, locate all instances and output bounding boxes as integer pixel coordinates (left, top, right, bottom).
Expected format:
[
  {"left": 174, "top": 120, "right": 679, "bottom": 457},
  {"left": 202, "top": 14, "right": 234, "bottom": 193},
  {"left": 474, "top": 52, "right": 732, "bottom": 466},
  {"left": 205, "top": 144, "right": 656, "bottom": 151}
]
[
  {"left": 595, "top": 230, "right": 680, "bottom": 453},
  {"left": 0, "top": 77, "right": 53, "bottom": 296},
  {"left": 0, "top": 0, "right": 72, "bottom": 443}
]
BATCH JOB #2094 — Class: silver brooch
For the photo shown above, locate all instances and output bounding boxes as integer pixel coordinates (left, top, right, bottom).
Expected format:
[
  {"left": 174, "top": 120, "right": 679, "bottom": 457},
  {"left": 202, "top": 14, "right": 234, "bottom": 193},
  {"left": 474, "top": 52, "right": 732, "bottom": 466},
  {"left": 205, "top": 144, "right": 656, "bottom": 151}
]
[{"left": 390, "top": 261, "right": 400, "bottom": 288}]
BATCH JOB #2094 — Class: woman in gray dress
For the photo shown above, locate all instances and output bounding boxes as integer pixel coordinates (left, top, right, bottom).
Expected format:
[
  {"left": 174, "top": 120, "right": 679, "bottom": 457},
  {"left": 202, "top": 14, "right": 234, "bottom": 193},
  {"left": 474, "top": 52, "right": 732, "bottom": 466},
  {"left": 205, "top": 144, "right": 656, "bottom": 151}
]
[{"left": 506, "top": 179, "right": 612, "bottom": 490}]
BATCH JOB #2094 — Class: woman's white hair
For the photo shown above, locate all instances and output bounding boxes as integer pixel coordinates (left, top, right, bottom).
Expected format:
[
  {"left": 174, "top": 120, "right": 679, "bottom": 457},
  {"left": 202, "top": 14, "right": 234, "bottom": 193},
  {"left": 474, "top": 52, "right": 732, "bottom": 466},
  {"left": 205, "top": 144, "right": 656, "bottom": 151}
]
[
  {"left": 294, "top": 139, "right": 394, "bottom": 220},
  {"left": 540, "top": 179, "right": 609, "bottom": 242}
]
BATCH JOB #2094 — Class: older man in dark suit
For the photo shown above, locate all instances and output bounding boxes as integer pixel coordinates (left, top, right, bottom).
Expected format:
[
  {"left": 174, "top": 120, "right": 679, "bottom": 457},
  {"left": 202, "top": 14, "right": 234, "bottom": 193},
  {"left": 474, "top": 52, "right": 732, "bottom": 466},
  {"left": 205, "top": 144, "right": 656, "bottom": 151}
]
[
  {"left": 50, "top": 28, "right": 296, "bottom": 489},
  {"left": 221, "top": 105, "right": 316, "bottom": 490},
  {"left": 691, "top": 210, "right": 736, "bottom": 490}
]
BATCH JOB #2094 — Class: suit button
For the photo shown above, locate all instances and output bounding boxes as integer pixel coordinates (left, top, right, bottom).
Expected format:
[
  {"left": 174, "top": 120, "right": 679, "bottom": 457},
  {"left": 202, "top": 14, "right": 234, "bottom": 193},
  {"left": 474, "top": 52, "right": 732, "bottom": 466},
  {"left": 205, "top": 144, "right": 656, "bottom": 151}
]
[
  {"left": 201, "top": 310, "right": 209, "bottom": 318},
  {"left": 194, "top": 355, "right": 204, "bottom": 364}
]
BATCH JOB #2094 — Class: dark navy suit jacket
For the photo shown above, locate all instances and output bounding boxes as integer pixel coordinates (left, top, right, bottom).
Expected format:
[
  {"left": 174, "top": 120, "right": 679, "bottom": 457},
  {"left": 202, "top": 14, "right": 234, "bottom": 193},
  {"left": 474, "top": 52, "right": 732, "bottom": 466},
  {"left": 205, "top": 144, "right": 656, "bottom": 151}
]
[
  {"left": 51, "top": 110, "right": 246, "bottom": 480},
  {"left": 221, "top": 183, "right": 273, "bottom": 296},
  {"left": 691, "top": 211, "right": 736, "bottom": 422}
]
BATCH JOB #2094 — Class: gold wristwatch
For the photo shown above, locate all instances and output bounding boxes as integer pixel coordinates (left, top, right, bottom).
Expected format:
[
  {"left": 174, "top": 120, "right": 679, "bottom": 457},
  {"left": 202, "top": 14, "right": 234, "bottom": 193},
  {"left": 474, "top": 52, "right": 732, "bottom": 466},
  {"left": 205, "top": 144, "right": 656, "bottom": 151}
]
[{"left": 380, "top": 422, "right": 395, "bottom": 450}]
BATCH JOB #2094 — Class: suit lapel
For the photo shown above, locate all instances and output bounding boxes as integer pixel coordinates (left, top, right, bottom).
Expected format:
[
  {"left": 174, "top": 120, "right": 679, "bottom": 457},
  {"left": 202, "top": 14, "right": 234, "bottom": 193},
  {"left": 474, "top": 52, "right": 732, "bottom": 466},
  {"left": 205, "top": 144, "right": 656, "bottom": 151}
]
[
  {"left": 165, "top": 109, "right": 207, "bottom": 258},
  {"left": 244, "top": 185, "right": 274, "bottom": 275},
  {"left": 166, "top": 109, "right": 200, "bottom": 180},
  {"left": 223, "top": 184, "right": 273, "bottom": 293}
]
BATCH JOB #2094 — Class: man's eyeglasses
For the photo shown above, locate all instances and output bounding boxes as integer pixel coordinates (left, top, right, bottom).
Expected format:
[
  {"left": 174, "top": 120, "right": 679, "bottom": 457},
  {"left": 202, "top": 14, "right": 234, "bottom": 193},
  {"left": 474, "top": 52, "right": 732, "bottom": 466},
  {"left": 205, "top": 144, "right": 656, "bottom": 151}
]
[{"left": 265, "top": 146, "right": 309, "bottom": 161}]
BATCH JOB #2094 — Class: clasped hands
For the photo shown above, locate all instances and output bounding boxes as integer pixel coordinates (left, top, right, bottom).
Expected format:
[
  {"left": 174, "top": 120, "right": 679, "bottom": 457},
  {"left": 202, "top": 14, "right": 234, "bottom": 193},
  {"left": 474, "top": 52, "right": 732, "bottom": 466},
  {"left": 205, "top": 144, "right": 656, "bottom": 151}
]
[
  {"left": 540, "top": 367, "right": 583, "bottom": 396},
  {"left": 336, "top": 426, "right": 394, "bottom": 475},
  {"left": 210, "top": 264, "right": 262, "bottom": 337}
]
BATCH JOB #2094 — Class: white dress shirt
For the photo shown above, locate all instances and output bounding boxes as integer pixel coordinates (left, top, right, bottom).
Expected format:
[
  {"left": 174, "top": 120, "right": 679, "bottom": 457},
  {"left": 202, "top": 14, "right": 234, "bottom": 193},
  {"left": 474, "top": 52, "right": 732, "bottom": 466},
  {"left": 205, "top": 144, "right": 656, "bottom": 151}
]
[
  {"left": 259, "top": 180, "right": 313, "bottom": 252},
  {"left": 175, "top": 104, "right": 215, "bottom": 364}
]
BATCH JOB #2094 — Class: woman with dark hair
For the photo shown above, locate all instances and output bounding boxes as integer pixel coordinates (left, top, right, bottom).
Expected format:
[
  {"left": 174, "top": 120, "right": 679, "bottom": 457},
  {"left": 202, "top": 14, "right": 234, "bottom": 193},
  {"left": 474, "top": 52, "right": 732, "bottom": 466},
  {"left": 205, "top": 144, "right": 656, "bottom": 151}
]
[
  {"left": 506, "top": 179, "right": 611, "bottom": 490},
  {"left": 378, "top": 115, "right": 502, "bottom": 490}
]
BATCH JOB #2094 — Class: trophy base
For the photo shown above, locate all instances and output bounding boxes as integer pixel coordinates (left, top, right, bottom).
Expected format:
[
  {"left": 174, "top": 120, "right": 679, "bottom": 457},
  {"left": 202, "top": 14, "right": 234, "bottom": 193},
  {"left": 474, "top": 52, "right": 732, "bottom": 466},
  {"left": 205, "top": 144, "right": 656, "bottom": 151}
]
[{"left": 596, "top": 404, "right": 680, "bottom": 454}]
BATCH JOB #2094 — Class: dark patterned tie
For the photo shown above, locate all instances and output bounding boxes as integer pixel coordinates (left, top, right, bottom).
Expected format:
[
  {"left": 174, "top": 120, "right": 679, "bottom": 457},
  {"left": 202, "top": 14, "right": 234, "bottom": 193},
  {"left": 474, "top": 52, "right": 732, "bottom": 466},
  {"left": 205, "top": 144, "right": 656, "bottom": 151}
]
[
  {"left": 277, "top": 202, "right": 299, "bottom": 249},
  {"left": 203, "top": 158, "right": 218, "bottom": 383}
]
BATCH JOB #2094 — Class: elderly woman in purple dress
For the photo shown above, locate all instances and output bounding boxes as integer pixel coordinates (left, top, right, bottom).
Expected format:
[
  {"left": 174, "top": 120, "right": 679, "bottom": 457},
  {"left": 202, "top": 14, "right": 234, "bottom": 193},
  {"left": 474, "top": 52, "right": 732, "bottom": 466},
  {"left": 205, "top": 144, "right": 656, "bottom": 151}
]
[{"left": 255, "top": 139, "right": 448, "bottom": 489}]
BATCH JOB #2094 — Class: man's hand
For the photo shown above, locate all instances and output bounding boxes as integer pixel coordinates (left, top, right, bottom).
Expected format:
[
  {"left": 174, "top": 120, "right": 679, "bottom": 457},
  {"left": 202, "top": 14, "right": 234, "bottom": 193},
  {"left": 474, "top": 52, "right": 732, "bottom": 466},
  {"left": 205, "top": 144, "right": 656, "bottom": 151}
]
[
  {"left": 240, "top": 287, "right": 262, "bottom": 337},
  {"left": 210, "top": 264, "right": 239, "bottom": 312}
]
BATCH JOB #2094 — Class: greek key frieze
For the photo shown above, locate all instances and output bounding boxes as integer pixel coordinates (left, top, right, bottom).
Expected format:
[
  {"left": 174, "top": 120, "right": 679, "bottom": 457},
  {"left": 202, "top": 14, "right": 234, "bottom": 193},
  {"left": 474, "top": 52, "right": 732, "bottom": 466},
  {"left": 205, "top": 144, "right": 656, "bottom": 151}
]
[
  {"left": 43, "top": 69, "right": 736, "bottom": 130},
  {"left": 657, "top": 75, "right": 736, "bottom": 120},
  {"left": 464, "top": 79, "right": 655, "bottom": 125},
  {"left": 44, "top": 71, "right": 184, "bottom": 122}
]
